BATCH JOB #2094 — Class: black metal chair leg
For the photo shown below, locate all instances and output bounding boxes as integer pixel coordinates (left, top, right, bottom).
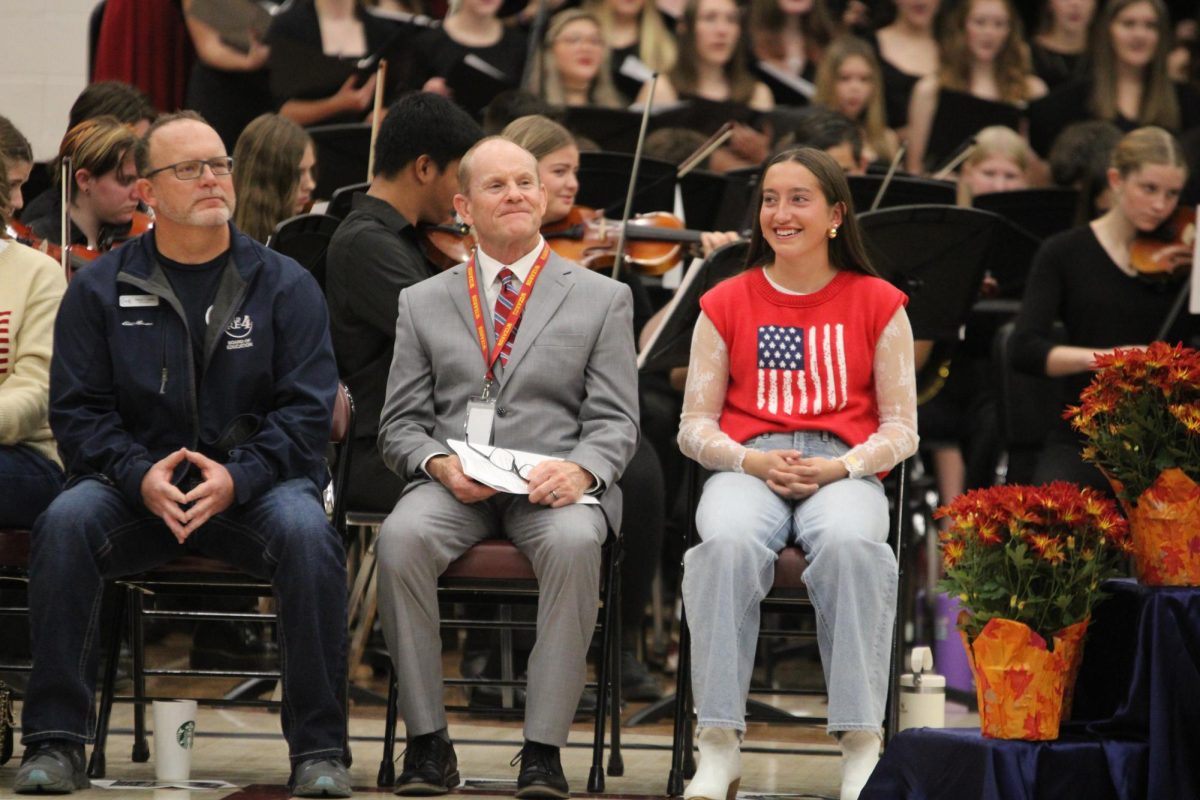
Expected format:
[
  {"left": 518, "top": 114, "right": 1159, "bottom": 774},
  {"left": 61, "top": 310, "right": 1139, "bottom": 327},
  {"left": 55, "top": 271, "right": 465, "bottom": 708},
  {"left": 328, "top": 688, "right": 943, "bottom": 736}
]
[
  {"left": 667, "top": 604, "right": 692, "bottom": 797},
  {"left": 377, "top": 672, "right": 398, "bottom": 787},
  {"left": 589, "top": 540, "right": 618, "bottom": 793},
  {"left": 606, "top": 553, "right": 624, "bottom": 778},
  {"left": 130, "top": 590, "right": 149, "bottom": 763},
  {"left": 88, "top": 585, "right": 127, "bottom": 779}
]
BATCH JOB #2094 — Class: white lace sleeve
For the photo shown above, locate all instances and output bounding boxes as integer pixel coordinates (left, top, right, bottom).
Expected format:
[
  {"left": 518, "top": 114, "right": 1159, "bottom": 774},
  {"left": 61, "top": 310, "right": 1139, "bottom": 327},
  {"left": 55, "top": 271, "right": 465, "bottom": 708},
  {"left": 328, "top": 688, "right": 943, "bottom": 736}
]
[
  {"left": 837, "top": 307, "right": 920, "bottom": 478},
  {"left": 676, "top": 312, "right": 750, "bottom": 473}
]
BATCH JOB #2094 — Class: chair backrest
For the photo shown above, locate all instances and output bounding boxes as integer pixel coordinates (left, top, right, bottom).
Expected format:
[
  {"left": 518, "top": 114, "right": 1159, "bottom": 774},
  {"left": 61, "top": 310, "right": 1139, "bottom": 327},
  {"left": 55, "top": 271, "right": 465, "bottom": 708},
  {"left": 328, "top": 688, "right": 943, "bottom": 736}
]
[
  {"left": 330, "top": 383, "right": 355, "bottom": 543},
  {"left": 268, "top": 212, "right": 342, "bottom": 291},
  {"left": 327, "top": 181, "right": 369, "bottom": 220},
  {"left": 306, "top": 123, "right": 371, "bottom": 201}
]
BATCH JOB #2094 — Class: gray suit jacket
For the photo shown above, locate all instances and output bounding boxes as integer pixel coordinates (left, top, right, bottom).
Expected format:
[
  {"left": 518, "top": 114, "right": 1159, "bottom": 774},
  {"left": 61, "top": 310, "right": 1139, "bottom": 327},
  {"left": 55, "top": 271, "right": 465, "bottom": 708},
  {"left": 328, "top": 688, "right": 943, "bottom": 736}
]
[{"left": 377, "top": 250, "right": 639, "bottom": 532}]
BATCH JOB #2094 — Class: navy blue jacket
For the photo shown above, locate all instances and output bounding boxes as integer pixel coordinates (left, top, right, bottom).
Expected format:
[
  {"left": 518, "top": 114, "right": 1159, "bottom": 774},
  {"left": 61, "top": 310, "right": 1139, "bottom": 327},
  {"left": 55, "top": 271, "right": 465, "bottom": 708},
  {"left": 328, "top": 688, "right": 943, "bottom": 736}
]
[{"left": 49, "top": 224, "right": 338, "bottom": 507}]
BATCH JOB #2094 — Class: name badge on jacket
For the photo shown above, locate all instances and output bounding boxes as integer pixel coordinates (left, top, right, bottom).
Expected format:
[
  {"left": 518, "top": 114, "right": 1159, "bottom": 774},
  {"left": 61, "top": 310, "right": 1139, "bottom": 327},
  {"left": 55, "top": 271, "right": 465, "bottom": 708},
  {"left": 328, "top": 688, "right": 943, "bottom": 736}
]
[{"left": 119, "top": 294, "right": 160, "bottom": 308}]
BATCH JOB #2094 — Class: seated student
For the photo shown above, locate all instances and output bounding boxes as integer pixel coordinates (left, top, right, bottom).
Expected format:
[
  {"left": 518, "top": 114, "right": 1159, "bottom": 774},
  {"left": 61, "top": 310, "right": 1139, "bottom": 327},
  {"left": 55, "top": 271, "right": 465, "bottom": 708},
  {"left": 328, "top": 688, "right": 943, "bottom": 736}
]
[
  {"left": 906, "top": 0, "right": 1046, "bottom": 174},
  {"left": 20, "top": 117, "right": 141, "bottom": 253},
  {"left": 267, "top": 0, "right": 398, "bottom": 127},
  {"left": 583, "top": 0, "right": 678, "bottom": 104},
  {"left": 956, "top": 124, "right": 1031, "bottom": 205},
  {"left": 870, "top": 0, "right": 942, "bottom": 131},
  {"left": 232, "top": 113, "right": 318, "bottom": 243},
  {"left": 326, "top": 93, "right": 483, "bottom": 513},
  {"left": 814, "top": 36, "right": 900, "bottom": 164},
  {"left": 1030, "top": 0, "right": 1200, "bottom": 157},
  {"left": 0, "top": 128, "right": 68, "bottom": 529},
  {"left": 18, "top": 81, "right": 156, "bottom": 224},
  {"left": 530, "top": 9, "right": 625, "bottom": 109},
  {"left": 781, "top": 106, "right": 869, "bottom": 175},
  {"left": 1, "top": 116, "right": 34, "bottom": 219},
  {"left": 1048, "top": 119, "right": 1125, "bottom": 223},
  {"left": 375, "top": 137, "right": 638, "bottom": 797},
  {"left": 410, "top": 0, "right": 528, "bottom": 116},
  {"left": 14, "top": 111, "right": 351, "bottom": 798},
  {"left": 1010, "top": 126, "right": 1197, "bottom": 492},
  {"left": 1030, "top": 0, "right": 1096, "bottom": 89},
  {"left": 676, "top": 147, "right": 918, "bottom": 800}
]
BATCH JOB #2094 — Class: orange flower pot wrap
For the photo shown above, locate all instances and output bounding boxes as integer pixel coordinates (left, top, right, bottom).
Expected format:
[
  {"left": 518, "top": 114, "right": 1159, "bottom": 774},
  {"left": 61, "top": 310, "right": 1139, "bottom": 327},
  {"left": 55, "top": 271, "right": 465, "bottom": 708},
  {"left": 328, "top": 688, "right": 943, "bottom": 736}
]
[
  {"left": 1123, "top": 468, "right": 1200, "bottom": 586},
  {"left": 959, "top": 617, "right": 1088, "bottom": 740}
]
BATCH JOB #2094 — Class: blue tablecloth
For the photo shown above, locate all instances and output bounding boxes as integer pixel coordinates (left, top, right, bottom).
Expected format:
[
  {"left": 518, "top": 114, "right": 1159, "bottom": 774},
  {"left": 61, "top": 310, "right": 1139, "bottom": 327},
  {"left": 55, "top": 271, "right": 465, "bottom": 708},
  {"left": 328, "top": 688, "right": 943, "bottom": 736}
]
[{"left": 862, "top": 580, "right": 1200, "bottom": 799}]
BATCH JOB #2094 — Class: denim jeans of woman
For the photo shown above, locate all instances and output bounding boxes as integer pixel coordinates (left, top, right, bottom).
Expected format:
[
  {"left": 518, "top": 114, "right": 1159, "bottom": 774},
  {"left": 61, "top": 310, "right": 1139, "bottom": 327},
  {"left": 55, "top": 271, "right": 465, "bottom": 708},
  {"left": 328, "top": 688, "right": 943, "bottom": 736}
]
[
  {"left": 0, "top": 445, "right": 64, "bottom": 528},
  {"left": 682, "top": 431, "right": 897, "bottom": 734}
]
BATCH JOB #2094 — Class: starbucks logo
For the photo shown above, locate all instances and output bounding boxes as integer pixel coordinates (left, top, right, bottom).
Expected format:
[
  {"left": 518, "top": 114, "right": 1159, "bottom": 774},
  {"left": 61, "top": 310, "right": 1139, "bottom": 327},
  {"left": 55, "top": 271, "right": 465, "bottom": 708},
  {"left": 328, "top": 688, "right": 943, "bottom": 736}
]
[{"left": 177, "top": 720, "right": 195, "bottom": 750}]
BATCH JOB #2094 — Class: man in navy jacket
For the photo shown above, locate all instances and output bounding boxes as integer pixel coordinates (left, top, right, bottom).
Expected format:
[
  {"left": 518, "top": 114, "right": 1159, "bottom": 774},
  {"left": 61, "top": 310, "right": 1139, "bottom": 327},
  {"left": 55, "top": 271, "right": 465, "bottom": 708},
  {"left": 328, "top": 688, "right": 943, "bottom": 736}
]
[{"left": 14, "top": 112, "right": 351, "bottom": 798}]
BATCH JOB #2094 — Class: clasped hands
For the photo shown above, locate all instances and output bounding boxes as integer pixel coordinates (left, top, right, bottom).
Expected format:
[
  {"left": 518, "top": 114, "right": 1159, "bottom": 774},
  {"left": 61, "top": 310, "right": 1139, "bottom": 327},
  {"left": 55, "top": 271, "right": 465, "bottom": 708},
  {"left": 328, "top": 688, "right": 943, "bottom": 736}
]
[
  {"left": 140, "top": 448, "right": 236, "bottom": 543},
  {"left": 428, "top": 454, "right": 591, "bottom": 508},
  {"left": 743, "top": 448, "right": 848, "bottom": 500}
]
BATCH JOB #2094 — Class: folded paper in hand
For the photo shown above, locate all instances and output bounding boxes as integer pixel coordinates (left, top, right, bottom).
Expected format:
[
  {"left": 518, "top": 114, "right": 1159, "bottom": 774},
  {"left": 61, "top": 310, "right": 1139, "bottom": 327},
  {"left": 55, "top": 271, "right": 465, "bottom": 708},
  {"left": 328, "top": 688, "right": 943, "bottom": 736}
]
[{"left": 448, "top": 440, "right": 599, "bottom": 503}]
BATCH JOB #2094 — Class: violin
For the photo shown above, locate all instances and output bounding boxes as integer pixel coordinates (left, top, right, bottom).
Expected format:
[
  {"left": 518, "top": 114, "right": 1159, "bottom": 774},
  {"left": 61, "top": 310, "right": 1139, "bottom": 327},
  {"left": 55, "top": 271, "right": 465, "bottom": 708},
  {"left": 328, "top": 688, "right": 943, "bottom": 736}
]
[
  {"left": 1130, "top": 206, "right": 1195, "bottom": 283},
  {"left": 7, "top": 210, "right": 155, "bottom": 274},
  {"left": 417, "top": 220, "right": 475, "bottom": 271},
  {"left": 541, "top": 205, "right": 708, "bottom": 276}
]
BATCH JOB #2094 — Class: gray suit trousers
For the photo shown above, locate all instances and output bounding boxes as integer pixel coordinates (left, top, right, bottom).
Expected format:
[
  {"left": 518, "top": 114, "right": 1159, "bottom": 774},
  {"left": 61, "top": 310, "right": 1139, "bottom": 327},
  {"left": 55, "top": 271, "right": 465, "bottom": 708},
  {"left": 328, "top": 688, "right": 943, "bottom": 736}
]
[{"left": 377, "top": 480, "right": 606, "bottom": 747}]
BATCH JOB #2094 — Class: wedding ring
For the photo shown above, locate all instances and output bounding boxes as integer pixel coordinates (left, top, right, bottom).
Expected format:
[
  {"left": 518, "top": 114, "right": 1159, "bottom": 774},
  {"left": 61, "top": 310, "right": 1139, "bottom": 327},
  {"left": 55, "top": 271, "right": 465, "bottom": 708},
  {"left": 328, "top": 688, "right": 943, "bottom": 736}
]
[{"left": 551, "top": 490, "right": 560, "bottom": 500}]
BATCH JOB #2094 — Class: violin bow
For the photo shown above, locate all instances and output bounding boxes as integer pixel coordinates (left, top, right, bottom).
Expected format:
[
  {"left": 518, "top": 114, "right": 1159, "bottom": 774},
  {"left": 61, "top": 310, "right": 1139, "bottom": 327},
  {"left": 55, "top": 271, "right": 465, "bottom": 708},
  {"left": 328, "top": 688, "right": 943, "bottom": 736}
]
[
  {"left": 366, "top": 59, "right": 388, "bottom": 181},
  {"left": 676, "top": 121, "right": 735, "bottom": 179},
  {"left": 932, "top": 139, "right": 976, "bottom": 182},
  {"left": 60, "top": 156, "right": 72, "bottom": 281},
  {"left": 519, "top": 0, "right": 550, "bottom": 93},
  {"left": 609, "top": 73, "right": 659, "bottom": 281},
  {"left": 870, "top": 141, "right": 907, "bottom": 212}
]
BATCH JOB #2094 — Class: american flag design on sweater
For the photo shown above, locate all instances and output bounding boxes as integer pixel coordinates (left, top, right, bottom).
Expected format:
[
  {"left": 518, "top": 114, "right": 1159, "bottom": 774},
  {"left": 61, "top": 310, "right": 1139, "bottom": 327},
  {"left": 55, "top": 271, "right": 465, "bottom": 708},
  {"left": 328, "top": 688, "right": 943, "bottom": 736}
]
[
  {"left": 0, "top": 310, "right": 10, "bottom": 373},
  {"left": 756, "top": 323, "right": 848, "bottom": 416}
]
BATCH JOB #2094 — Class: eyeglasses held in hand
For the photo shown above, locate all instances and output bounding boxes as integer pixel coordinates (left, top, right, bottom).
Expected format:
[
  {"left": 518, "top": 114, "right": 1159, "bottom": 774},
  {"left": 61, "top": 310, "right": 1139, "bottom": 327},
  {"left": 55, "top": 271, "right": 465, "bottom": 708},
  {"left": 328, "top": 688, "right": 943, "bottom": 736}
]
[
  {"left": 144, "top": 157, "right": 235, "bottom": 181},
  {"left": 465, "top": 440, "right": 534, "bottom": 483}
]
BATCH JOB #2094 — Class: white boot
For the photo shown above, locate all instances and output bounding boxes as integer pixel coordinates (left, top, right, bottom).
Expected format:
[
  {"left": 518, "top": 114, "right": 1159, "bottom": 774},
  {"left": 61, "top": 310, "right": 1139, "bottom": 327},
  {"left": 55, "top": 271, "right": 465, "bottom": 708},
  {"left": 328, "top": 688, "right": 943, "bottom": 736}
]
[
  {"left": 839, "top": 730, "right": 881, "bottom": 800},
  {"left": 683, "top": 727, "right": 742, "bottom": 800}
]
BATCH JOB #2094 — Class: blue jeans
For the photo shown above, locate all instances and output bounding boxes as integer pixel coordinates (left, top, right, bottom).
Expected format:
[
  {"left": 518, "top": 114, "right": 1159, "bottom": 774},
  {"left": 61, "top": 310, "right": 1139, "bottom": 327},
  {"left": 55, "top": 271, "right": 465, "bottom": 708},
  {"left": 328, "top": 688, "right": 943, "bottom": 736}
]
[
  {"left": 0, "top": 445, "right": 64, "bottom": 528},
  {"left": 683, "top": 431, "right": 896, "bottom": 735},
  {"left": 21, "top": 477, "right": 348, "bottom": 764}
]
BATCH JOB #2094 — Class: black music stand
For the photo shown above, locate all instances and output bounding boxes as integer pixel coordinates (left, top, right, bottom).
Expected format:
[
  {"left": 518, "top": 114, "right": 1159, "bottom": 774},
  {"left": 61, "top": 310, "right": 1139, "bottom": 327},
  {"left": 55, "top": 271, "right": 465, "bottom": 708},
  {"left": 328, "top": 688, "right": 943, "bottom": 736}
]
[
  {"left": 847, "top": 174, "right": 957, "bottom": 213},
  {"left": 924, "top": 89, "right": 1022, "bottom": 173},
  {"left": 637, "top": 242, "right": 748, "bottom": 375},
  {"left": 858, "top": 205, "right": 1020, "bottom": 340},
  {"left": 972, "top": 187, "right": 1079, "bottom": 241},
  {"left": 306, "top": 123, "right": 371, "bottom": 201},
  {"left": 268, "top": 213, "right": 342, "bottom": 292},
  {"left": 679, "top": 168, "right": 759, "bottom": 234},
  {"left": 577, "top": 152, "right": 677, "bottom": 217},
  {"left": 328, "top": 181, "right": 370, "bottom": 220}
]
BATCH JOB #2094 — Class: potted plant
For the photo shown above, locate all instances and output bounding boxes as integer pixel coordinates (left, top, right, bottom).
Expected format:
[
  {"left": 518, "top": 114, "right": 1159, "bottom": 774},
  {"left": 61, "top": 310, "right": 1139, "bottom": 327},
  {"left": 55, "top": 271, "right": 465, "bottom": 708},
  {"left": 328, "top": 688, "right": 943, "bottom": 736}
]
[
  {"left": 1067, "top": 341, "right": 1200, "bottom": 585},
  {"left": 936, "top": 482, "right": 1131, "bottom": 739}
]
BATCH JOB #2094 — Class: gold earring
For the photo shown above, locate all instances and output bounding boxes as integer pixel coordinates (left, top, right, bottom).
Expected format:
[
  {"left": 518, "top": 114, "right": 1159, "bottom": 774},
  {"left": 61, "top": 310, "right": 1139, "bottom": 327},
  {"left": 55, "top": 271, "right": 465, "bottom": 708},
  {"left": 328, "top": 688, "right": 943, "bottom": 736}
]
[{"left": 827, "top": 225, "right": 838, "bottom": 239}]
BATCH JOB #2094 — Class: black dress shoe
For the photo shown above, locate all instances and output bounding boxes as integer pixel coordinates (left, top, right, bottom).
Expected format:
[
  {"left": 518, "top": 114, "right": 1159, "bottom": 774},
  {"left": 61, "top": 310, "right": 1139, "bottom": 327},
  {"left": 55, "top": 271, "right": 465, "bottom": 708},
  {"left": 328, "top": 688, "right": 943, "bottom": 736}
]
[
  {"left": 395, "top": 733, "right": 460, "bottom": 796},
  {"left": 513, "top": 740, "right": 569, "bottom": 799}
]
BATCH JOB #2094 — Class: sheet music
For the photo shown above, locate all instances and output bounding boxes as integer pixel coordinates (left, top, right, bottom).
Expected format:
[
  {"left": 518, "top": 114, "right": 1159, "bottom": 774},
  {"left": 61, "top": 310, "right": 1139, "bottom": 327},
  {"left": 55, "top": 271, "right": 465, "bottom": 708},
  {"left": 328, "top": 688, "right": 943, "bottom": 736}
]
[
  {"left": 447, "top": 440, "right": 600, "bottom": 503},
  {"left": 635, "top": 256, "right": 705, "bottom": 371},
  {"left": 753, "top": 60, "right": 816, "bottom": 100},
  {"left": 618, "top": 54, "right": 654, "bottom": 84}
]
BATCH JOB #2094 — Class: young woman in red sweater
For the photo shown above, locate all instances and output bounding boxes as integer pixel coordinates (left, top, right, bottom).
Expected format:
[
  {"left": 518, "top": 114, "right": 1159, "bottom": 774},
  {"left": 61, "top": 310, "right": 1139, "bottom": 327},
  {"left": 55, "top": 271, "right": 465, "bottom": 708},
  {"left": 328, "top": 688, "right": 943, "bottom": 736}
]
[{"left": 676, "top": 147, "right": 918, "bottom": 800}]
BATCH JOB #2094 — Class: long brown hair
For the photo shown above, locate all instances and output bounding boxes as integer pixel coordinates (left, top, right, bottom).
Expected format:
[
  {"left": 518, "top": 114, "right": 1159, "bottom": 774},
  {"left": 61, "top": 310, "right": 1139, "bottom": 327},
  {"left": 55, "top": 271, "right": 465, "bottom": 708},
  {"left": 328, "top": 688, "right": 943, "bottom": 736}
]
[
  {"left": 814, "top": 37, "right": 896, "bottom": 161},
  {"left": 938, "top": 0, "right": 1036, "bottom": 104},
  {"left": 1089, "top": 0, "right": 1179, "bottom": 130},
  {"left": 670, "top": 0, "right": 759, "bottom": 105},
  {"left": 582, "top": 0, "right": 678, "bottom": 76},
  {"left": 744, "top": 147, "right": 879, "bottom": 276},
  {"left": 232, "top": 114, "right": 314, "bottom": 243}
]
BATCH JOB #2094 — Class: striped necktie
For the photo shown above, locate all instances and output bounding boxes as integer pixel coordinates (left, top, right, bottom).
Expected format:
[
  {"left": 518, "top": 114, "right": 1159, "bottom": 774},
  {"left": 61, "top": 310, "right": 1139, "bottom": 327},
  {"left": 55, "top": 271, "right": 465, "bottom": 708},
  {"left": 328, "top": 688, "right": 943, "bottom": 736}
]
[{"left": 493, "top": 268, "right": 520, "bottom": 366}]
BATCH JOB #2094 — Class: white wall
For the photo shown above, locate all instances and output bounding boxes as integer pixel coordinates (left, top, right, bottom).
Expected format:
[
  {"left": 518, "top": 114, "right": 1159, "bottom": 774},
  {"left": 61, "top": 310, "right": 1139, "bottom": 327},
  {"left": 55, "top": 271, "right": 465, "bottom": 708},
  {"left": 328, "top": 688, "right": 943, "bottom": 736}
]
[{"left": 0, "top": 0, "right": 97, "bottom": 161}]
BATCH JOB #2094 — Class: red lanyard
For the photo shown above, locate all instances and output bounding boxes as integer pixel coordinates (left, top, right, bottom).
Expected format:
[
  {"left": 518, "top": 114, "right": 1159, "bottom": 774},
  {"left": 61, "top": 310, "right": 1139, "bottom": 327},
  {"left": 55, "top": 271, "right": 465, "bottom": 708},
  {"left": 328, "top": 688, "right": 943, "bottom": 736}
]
[{"left": 466, "top": 242, "right": 551, "bottom": 385}]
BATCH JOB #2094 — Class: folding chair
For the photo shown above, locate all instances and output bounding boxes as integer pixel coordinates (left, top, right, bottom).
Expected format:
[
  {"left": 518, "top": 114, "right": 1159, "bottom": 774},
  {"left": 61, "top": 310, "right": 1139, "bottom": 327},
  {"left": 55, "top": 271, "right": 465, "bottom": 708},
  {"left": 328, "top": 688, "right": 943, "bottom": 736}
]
[
  {"left": 267, "top": 213, "right": 341, "bottom": 292},
  {"left": 87, "top": 383, "right": 355, "bottom": 777},
  {"left": 376, "top": 534, "right": 625, "bottom": 793},
  {"left": 666, "top": 460, "right": 908, "bottom": 794},
  {"left": 327, "top": 182, "right": 370, "bottom": 221}
]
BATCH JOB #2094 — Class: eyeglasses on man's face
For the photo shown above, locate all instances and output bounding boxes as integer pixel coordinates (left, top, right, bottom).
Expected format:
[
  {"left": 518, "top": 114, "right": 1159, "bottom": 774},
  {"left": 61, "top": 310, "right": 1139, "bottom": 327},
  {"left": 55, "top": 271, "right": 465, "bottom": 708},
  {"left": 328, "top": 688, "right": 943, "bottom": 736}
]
[{"left": 143, "top": 157, "right": 235, "bottom": 181}]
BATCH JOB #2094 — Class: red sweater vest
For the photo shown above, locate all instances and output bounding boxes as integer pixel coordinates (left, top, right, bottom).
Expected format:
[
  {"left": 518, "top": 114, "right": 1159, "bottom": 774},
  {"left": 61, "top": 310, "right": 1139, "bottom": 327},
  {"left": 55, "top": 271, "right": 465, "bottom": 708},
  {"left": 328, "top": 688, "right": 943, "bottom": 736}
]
[{"left": 700, "top": 267, "right": 907, "bottom": 448}]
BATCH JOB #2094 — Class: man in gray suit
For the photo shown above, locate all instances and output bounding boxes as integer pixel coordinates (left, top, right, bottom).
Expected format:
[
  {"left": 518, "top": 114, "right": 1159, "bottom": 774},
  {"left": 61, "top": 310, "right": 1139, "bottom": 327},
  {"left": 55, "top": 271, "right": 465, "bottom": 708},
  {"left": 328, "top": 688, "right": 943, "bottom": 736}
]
[{"left": 376, "top": 137, "right": 639, "bottom": 798}]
